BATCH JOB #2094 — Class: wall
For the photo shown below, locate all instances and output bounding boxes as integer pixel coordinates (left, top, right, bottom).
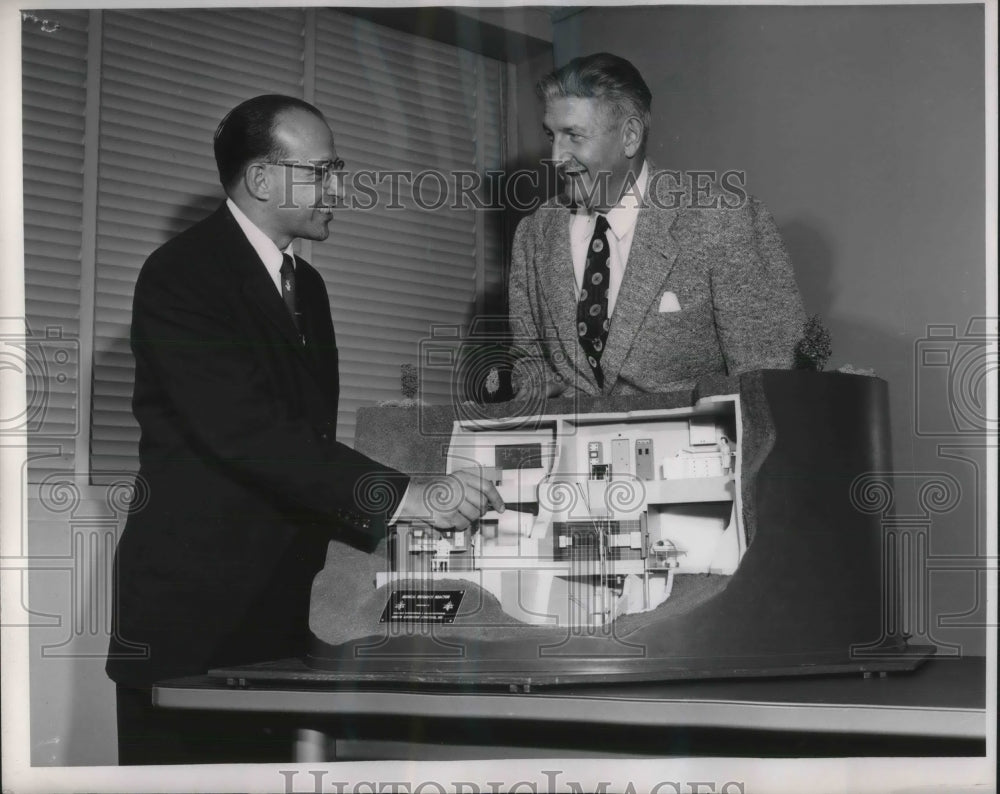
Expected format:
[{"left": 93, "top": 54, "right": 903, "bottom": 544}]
[
  {"left": 553, "top": 4, "right": 988, "bottom": 655},
  {"left": 454, "top": 6, "right": 553, "bottom": 42},
  {"left": 28, "top": 488, "right": 121, "bottom": 766}
]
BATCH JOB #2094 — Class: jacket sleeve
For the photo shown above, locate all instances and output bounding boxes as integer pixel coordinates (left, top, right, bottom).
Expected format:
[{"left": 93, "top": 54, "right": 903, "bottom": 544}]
[
  {"left": 130, "top": 252, "right": 409, "bottom": 550},
  {"left": 710, "top": 197, "right": 808, "bottom": 373}
]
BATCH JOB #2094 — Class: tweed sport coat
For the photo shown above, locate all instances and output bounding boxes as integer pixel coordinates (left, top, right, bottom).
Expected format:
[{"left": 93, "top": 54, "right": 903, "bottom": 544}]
[
  {"left": 106, "top": 203, "right": 408, "bottom": 688},
  {"left": 508, "top": 170, "right": 808, "bottom": 396}
]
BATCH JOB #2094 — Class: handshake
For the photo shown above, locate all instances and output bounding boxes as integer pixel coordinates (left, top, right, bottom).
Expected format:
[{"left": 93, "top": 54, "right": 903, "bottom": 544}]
[{"left": 395, "top": 467, "right": 505, "bottom": 533}]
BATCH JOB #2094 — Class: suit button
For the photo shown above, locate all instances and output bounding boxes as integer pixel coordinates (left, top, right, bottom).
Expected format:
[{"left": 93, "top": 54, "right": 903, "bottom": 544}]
[{"left": 320, "top": 433, "right": 329, "bottom": 442}]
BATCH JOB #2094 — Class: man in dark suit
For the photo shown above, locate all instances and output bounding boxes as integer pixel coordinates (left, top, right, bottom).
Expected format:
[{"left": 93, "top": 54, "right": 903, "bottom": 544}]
[
  {"left": 106, "top": 95, "right": 502, "bottom": 764},
  {"left": 510, "top": 53, "right": 807, "bottom": 397}
]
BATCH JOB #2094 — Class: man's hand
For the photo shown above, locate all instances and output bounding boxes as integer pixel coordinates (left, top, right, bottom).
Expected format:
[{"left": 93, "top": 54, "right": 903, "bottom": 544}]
[{"left": 396, "top": 467, "right": 504, "bottom": 531}]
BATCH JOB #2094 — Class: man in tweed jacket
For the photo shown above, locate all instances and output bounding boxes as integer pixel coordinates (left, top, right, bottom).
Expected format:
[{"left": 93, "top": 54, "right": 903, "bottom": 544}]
[{"left": 509, "top": 53, "right": 807, "bottom": 397}]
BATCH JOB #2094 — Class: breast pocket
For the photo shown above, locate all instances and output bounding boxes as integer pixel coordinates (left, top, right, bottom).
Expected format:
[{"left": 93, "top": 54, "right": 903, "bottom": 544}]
[
  {"left": 629, "top": 299, "right": 724, "bottom": 381},
  {"left": 647, "top": 297, "right": 713, "bottom": 336}
]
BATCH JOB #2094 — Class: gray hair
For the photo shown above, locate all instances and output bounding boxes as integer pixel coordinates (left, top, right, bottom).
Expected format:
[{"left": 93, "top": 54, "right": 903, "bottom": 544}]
[{"left": 537, "top": 52, "right": 652, "bottom": 144}]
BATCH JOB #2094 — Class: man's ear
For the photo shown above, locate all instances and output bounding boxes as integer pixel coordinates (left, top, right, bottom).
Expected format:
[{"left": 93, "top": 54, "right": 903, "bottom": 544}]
[
  {"left": 243, "top": 163, "right": 271, "bottom": 201},
  {"left": 622, "top": 116, "right": 643, "bottom": 159}
]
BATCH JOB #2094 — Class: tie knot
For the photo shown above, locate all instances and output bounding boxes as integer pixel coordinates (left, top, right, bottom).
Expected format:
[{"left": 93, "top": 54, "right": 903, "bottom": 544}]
[
  {"left": 280, "top": 254, "right": 295, "bottom": 278},
  {"left": 594, "top": 214, "right": 610, "bottom": 236}
]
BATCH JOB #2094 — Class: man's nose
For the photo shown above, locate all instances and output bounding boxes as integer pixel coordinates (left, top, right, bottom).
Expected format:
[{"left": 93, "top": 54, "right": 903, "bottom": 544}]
[
  {"left": 550, "top": 137, "right": 572, "bottom": 167},
  {"left": 326, "top": 173, "right": 345, "bottom": 203}
]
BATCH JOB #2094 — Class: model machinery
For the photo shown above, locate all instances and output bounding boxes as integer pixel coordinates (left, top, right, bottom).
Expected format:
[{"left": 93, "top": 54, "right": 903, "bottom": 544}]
[{"left": 381, "top": 397, "right": 742, "bottom": 629}]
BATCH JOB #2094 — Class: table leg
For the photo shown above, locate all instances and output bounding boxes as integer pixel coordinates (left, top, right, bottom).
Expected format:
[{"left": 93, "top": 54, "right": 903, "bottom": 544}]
[{"left": 294, "top": 728, "right": 329, "bottom": 762}]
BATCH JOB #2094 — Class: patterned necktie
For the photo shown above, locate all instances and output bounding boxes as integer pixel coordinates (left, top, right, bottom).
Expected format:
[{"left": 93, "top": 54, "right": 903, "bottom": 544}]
[
  {"left": 576, "top": 214, "right": 611, "bottom": 388},
  {"left": 279, "top": 253, "right": 304, "bottom": 342}
]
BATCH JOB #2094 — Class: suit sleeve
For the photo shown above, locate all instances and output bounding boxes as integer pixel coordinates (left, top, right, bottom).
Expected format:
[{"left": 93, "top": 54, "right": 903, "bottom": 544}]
[
  {"left": 710, "top": 197, "right": 808, "bottom": 373},
  {"left": 130, "top": 254, "right": 408, "bottom": 550}
]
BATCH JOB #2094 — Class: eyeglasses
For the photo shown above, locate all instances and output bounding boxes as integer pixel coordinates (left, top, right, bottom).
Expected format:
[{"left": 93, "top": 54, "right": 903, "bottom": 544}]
[{"left": 262, "top": 158, "right": 345, "bottom": 187}]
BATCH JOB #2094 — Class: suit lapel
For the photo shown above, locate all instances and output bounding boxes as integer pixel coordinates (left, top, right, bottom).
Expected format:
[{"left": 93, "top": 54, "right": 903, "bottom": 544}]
[
  {"left": 537, "top": 208, "right": 583, "bottom": 354},
  {"left": 242, "top": 267, "right": 306, "bottom": 350},
  {"left": 208, "top": 204, "right": 309, "bottom": 352},
  {"left": 601, "top": 196, "right": 680, "bottom": 389}
]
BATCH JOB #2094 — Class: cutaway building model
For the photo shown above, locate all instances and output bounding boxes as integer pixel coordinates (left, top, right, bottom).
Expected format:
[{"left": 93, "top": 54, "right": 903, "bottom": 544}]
[{"left": 379, "top": 396, "right": 743, "bottom": 628}]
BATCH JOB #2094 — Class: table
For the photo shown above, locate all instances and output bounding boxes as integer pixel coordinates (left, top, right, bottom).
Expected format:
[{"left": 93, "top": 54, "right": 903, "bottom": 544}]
[{"left": 153, "top": 656, "right": 987, "bottom": 760}]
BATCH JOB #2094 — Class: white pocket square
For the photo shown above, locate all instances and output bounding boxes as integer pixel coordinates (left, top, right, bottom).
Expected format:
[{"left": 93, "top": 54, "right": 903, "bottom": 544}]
[{"left": 658, "top": 291, "right": 681, "bottom": 312}]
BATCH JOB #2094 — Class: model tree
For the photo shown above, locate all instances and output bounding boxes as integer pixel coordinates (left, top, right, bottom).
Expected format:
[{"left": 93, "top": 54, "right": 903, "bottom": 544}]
[
  {"left": 400, "top": 363, "right": 418, "bottom": 399},
  {"left": 794, "top": 315, "right": 833, "bottom": 371}
]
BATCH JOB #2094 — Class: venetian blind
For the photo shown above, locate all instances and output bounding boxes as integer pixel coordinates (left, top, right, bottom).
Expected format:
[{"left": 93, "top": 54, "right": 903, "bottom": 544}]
[
  {"left": 82, "top": 8, "right": 505, "bottom": 473},
  {"left": 20, "top": 10, "right": 89, "bottom": 475},
  {"left": 89, "top": 8, "right": 307, "bottom": 475},
  {"left": 312, "top": 11, "right": 505, "bottom": 442}
]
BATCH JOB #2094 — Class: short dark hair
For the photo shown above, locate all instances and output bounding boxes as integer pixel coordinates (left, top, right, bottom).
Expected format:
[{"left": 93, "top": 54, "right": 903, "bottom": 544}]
[
  {"left": 537, "top": 53, "right": 652, "bottom": 144},
  {"left": 213, "top": 94, "right": 326, "bottom": 192}
]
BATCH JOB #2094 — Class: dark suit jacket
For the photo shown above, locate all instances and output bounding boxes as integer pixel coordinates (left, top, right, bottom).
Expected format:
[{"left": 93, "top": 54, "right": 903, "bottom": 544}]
[
  {"left": 106, "top": 203, "right": 408, "bottom": 688},
  {"left": 509, "top": 170, "right": 807, "bottom": 395}
]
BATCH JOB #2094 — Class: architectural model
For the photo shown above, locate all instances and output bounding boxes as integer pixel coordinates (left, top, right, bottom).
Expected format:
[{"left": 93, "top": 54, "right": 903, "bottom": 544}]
[{"left": 376, "top": 395, "right": 743, "bottom": 628}]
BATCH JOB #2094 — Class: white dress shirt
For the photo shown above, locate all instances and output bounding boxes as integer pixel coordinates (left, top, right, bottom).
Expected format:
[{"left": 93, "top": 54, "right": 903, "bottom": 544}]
[
  {"left": 227, "top": 198, "right": 294, "bottom": 293},
  {"left": 569, "top": 162, "right": 649, "bottom": 318}
]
